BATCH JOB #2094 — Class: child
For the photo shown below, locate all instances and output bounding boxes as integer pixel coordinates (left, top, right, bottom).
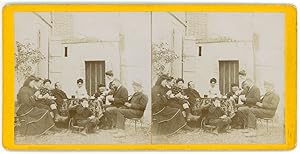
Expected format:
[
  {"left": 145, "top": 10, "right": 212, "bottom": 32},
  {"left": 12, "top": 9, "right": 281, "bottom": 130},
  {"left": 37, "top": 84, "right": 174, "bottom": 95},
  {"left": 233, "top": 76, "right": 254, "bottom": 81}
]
[
  {"left": 70, "top": 98, "right": 99, "bottom": 134},
  {"left": 207, "top": 98, "right": 231, "bottom": 134}
]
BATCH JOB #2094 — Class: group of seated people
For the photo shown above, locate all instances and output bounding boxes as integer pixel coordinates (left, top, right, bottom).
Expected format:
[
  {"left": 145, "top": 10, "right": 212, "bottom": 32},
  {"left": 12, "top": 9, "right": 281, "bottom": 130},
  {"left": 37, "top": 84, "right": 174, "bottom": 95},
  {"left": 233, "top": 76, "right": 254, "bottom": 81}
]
[
  {"left": 15, "top": 70, "right": 148, "bottom": 136},
  {"left": 152, "top": 72, "right": 280, "bottom": 137}
]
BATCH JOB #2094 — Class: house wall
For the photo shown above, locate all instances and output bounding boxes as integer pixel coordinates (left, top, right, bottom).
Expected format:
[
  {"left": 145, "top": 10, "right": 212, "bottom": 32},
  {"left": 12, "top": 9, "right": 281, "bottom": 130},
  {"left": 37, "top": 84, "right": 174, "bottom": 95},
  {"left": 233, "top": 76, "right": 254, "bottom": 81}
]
[
  {"left": 183, "top": 40, "right": 254, "bottom": 96},
  {"left": 252, "top": 13, "right": 285, "bottom": 123},
  {"left": 49, "top": 41, "right": 120, "bottom": 97}
]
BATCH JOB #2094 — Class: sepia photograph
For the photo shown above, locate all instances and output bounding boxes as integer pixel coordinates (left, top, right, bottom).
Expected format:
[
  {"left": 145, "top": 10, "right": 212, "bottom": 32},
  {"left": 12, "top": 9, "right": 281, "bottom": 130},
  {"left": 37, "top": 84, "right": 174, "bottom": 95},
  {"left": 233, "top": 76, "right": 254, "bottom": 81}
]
[
  {"left": 151, "top": 12, "right": 285, "bottom": 144},
  {"left": 14, "top": 12, "right": 152, "bottom": 144},
  {"left": 7, "top": 5, "right": 294, "bottom": 149}
]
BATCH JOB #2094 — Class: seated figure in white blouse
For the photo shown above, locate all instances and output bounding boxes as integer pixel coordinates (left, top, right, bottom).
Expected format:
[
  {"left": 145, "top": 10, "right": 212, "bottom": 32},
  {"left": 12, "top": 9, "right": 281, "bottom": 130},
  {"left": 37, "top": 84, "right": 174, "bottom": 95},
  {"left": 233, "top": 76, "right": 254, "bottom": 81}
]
[
  {"left": 74, "top": 78, "right": 88, "bottom": 99},
  {"left": 208, "top": 78, "right": 221, "bottom": 98}
]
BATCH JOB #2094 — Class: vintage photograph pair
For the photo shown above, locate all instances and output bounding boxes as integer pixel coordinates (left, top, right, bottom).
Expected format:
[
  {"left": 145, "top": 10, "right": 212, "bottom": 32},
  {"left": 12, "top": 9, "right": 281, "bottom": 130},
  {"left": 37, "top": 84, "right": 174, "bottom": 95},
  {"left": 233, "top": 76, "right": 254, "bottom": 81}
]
[{"left": 2, "top": 4, "right": 296, "bottom": 150}]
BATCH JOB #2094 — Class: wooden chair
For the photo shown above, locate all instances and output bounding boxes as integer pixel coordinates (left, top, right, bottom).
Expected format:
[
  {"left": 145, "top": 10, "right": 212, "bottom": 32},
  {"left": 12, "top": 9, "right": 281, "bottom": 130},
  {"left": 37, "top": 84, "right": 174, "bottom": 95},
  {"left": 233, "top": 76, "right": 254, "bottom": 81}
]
[
  {"left": 257, "top": 117, "right": 274, "bottom": 133},
  {"left": 126, "top": 117, "right": 143, "bottom": 132}
]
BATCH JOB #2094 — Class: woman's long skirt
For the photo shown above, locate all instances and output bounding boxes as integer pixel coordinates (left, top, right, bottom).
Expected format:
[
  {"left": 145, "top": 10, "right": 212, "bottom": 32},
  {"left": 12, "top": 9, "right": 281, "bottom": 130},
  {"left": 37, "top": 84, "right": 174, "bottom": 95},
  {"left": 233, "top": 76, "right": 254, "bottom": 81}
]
[
  {"left": 152, "top": 106, "right": 187, "bottom": 136},
  {"left": 17, "top": 107, "right": 55, "bottom": 136}
]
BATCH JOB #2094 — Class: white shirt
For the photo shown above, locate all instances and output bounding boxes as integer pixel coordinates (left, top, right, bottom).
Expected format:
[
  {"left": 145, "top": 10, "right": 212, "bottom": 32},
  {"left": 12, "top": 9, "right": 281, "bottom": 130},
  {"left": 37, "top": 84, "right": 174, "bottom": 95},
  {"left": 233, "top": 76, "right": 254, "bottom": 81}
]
[
  {"left": 75, "top": 86, "right": 88, "bottom": 99},
  {"left": 208, "top": 86, "right": 221, "bottom": 98}
]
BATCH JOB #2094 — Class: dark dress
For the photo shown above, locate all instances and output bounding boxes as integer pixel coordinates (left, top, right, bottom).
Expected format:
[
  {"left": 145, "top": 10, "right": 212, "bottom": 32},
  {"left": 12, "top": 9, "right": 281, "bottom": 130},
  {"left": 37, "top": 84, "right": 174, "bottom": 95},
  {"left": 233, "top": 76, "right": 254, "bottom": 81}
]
[
  {"left": 52, "top": 88, "right": 68, "bottom": 111},
  {"left": 184, "top": 88, "right": 201, "bottom": 106},
  {"left": 16, "top": 86, "right": 55, "bottom": 136},
  {"left": 73, "top": 105, "right": 99, "bottom": 132},
  {"left": 207, "top": 105, "right": 231, "bottom": 132},
  {"left": 167, "top": 86, "right": 188, "bottom": 111},
  {"left": 152, "top": 85, "right": 187, "bottom": 136}
]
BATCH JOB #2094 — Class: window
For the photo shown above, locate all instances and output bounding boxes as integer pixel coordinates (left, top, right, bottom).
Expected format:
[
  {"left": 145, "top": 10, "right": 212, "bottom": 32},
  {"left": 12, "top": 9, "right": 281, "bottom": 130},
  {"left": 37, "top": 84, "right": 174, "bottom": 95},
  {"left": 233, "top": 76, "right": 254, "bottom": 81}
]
[
  {"left": 64, "top": 47, "right": 68, "bottom": 57},
  {"left": 198, "top": 46, "right": 202, "bottom": 56}
]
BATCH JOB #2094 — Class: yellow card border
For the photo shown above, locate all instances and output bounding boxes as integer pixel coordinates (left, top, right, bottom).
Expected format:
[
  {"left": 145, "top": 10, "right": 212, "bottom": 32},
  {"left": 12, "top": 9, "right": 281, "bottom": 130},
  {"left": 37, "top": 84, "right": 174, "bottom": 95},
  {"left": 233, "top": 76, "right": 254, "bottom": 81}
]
[{"left": 2, "top": 4, "right": 297, "bottom": 150}]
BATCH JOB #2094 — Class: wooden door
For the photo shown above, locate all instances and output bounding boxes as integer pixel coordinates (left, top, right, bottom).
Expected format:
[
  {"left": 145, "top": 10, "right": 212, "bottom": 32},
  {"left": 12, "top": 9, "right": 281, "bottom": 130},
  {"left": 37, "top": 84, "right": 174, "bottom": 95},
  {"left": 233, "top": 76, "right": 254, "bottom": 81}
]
[
  {"left": 219, "top": 60, "right": 239, "bottom": 95},
  {"left": 85, "top": 61, "right": 105, "bottom": 95}
]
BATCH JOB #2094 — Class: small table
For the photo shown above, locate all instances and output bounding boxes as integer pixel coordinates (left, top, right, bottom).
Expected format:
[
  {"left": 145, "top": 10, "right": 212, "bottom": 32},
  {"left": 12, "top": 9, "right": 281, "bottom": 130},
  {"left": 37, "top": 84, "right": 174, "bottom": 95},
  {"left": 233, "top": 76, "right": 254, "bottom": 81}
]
[
  {"left": 191, "top": 98, "right": 237, "bottom": 118},
  {"left": 60, "top": 98, "right": 105, "bottom": 119}
]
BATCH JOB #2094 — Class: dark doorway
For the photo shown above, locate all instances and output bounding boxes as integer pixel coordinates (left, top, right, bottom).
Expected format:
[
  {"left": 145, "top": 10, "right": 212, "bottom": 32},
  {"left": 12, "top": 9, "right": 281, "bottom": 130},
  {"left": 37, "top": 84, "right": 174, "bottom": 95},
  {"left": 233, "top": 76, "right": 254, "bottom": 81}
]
[
  {"left": 85, "top": 61, "right": 105, "bottom": 95},
  {"left": 219, "top": 60, "right": 239, "bottom": 95}
]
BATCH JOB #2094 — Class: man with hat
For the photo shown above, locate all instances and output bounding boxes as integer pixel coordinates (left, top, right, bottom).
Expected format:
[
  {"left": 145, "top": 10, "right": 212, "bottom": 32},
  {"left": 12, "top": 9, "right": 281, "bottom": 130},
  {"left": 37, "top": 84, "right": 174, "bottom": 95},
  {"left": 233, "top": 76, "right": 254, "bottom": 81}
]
[
  {"left": 239, "top": 70, "right": 247, "bottom": 87},
  {"left": 104, "top": 79, "right": 128, "bottom": 128},
  {"left": 105, "top": 70, "right": 115, "bottom": 92},
  {"left": 240, "top": 80, "right": 279, "bottom": 137},
  {"left": 207, "top": 78, "right": 221, "bottom": 98},
  {"left": 108, "top": 79, "right": 148, "bottom": 131}
]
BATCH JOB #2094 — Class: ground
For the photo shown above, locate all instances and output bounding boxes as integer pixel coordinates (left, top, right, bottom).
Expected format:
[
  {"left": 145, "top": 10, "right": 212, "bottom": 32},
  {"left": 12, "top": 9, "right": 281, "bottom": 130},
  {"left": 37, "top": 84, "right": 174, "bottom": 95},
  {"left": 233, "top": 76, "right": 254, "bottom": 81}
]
[
  {"left": 15, "top": 122, "right": 151, "bottom": 144},
  {"left": 15, "top": 121, "right": 284, "bottom": 145},
  {"left": 152, "top": 122, "right": 285, "bottom": 144}
]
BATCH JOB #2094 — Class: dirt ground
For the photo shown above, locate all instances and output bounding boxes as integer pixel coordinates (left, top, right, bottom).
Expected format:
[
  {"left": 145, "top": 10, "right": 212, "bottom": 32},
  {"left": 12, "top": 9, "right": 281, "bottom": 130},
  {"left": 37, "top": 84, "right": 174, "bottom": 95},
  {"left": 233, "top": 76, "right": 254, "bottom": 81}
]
[
  {"left": 15, "top": 123, "right": 151, "bottom": 145},
  {"left": 15, "top": 122, "right": 284, "bottom": 145},
  {"left": 152, "top": 123, "right": 285, "bottom": 144}
]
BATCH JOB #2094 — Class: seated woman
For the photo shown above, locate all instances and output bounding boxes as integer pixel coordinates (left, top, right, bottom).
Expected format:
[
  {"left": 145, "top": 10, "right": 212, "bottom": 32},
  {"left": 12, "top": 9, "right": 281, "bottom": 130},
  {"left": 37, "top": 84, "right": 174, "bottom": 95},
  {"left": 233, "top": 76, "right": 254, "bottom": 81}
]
[
  {"left": 35, "top": 79, "right": 67, "bottom": 122},
  {"left": 74, "top": 78, "right": 89, "bottom": 99},
  {"left": 152, "top": 75, "right": 193, "bottom": 136},
  {"left": 16, "top": 76, "right": 56, "bottom": 136},
  {"left": 206, "top": 98, "right": 231, "bottom": 134},
  {"left": 167, "top": 78, "right": 200, "bottom": 122},
  {"left": 207, "top": 78, "right": 221, "bottom": 98},
  {"left": 52, "top": 82, "right": 68, "bottom": 114},
  {"left": 69, "top": 98, "right": 99, "bottom": 134},
  {"left": 107, "top": 79, "right": 148, "bottom": 131}
]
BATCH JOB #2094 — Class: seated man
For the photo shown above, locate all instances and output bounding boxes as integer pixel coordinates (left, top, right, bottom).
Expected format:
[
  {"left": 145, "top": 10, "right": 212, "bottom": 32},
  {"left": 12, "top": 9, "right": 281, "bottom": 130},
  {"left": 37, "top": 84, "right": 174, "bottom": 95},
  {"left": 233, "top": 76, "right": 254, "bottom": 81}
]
[
  {"left": 236, "top": 79, "right": 261, "bottom": 126},
  {"left": 238, "top": 78, "right": 261, "bottom": 108},
  {"left": 108, "top": 79, "right": 148, "bottom": 130},
  {"left": 104, "top": 79, "right": 128, "bottom": 128},
  {"left": 239, "top": 70, "right": 247, "bottom": 88},
  {"left": 206, "top": 98, "right": 231, "bottom": 134},
  {"left": 69, "top": 98, "right": 99, "bottom": 134},
  {"left": 35, "top": 79, "right": 67, "bottom": 122},
  {"left": 240, "top": 81, "right": 280, "bottom": 137},
  {"left": 225, "top": 83, "right": 245, "bottom": 128},
  {"left": 52, "top": 82, "right": 68, "bottom": 113},
  {"left": 167, "top": 78, "right": 200, "bottom": 122},
  {"left": 184, "top": 81, "right": 201, "bottom": 107},
  {"left": 226, "top": 83, "right": 240, "bottom": 101},
  {"left": 105, "top": 70, "right": 115, "bottom": 95},
  {"left": 93, "top": 84, "right": 106, "bottom": 103}
]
